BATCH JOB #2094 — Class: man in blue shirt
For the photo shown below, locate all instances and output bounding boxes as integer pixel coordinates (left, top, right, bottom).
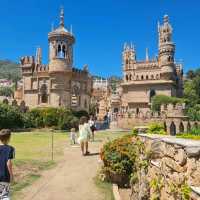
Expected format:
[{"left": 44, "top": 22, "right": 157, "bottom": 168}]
[{"left": 0, "top": 129, "right": 15, "bottom": 200}]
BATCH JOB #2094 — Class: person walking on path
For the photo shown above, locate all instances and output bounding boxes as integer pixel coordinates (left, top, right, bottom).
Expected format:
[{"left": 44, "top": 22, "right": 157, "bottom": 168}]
[
  {"left": 78, "top": 116, "right": 92, "bottom": 156},
  {"left": 89, "top": 116, "right": 96, "bottom": 142},
  {"left": 70, "top": 128, "right": 77, "bottom": 145},
  {"left": 0, "top": 129, "right": 15, "bottom": 200}
]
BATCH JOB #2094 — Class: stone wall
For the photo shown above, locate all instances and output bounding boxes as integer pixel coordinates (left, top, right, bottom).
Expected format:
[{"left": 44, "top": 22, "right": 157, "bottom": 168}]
[
  {"left": 134, "top": 134, "right": 200, "bottom": 200},
  {"left": 116, "top": 117, "right": 161, "bottom": 129}
]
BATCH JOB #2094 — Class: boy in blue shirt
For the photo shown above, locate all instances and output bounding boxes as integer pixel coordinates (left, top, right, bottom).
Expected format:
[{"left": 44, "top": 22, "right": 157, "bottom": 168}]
[{"left": 0, "top": 129, "right": 15, "bottom": 200}]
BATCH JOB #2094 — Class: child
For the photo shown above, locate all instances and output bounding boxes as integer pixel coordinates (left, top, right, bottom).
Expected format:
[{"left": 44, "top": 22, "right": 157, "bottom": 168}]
[
  {"left": 0, "top": 129, "right": 15, "bottom": 200},
  {"left": 70, "top": 128, "right": 76, "bottom": 145}
]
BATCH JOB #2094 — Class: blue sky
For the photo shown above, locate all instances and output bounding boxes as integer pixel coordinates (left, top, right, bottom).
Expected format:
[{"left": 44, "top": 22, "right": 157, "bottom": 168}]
[{"left": 0, "top": 0, "right": 200, "bottom": 77}]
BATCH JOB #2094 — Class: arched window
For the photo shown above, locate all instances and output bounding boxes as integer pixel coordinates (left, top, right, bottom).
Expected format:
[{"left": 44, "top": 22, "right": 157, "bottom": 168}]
[
  {"left": 57, "top": 44, "right": 65, "bottom": 58},
  {"left": 164, "top": 122, "right": 167, "bottom": 132},
  {"left": 126, "top": 75, "right": 129, "bottom": 81},
  {"left": 136, "top": 75, "right": 139, "bottom": 80},
  {"left": 136, "top": 108, "right": 139, "bottom": 115},
  {"left": 40, "top": 84, "right": 48, "bottom": 103},
  {"left": 149, "top": 89, "right": 156, "bottom": 103},
  {"left": 151, "top": 75, "right": 154, "bottom": 80},
  {"left": 141, "top": 75, "right": 144, "bottom": 80},
  {"left": 62, "top": 45, "right": 66, "bottom": 58},
  {"left": 156, "top": 74, "right": 159, "bottom": 79},
  {"left": 179, "top": 122, "right": 184, "bottom": 133},
  {"left": 84, "top": 99, "right": 87, "bottom": 108},
  {"left": 146, "top": 75, "right": 149, "bottom": 80},
  {"left": 187, "top": 122, "right": 191, "bottom": 132},
  {"left": 194, "top": 122, "right": 198, "bottom": 129},
  {"left": 129, "top": 74, "right": 132, "bottom": 81}
]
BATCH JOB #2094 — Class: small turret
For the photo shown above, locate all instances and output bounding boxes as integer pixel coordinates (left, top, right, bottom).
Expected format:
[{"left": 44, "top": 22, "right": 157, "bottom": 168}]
[
  {"left": 158, "top": 15, "right": 175, "bottom": 80},
  {"left": 20, "top": 56, "right": 35, "bottom": 76},
  {"left": 123, "top": 43, "right": 136, "bottom": 70}
]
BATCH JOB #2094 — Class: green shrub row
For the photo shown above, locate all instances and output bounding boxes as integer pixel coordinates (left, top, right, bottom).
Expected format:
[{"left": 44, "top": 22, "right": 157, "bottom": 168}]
[{"left": 0, "top": 103, "right": 89, "bottom": 130}]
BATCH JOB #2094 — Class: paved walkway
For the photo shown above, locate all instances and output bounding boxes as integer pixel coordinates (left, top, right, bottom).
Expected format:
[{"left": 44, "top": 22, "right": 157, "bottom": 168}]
[{"left": 22, "top": 141, "right": 104, "bottom": 200}]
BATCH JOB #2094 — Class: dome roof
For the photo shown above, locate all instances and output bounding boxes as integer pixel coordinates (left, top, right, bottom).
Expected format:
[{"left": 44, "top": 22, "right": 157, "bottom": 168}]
[
  {"left": 48, "top": 26, "right": 74, "bottom": 38},
  {"left": 48, "top": 8, "right": 75, "bottom": 41}
]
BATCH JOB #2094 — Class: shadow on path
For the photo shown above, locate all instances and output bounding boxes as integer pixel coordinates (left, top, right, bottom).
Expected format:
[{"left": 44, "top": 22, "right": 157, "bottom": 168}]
[{"left": 86, "top": 152, "right": 100, "bottom": 156}]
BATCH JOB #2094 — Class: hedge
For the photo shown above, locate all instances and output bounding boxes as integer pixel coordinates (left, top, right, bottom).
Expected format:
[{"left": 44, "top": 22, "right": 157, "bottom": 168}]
[{"left": 0, "top": 103, "right": 88, "bottom": 130}]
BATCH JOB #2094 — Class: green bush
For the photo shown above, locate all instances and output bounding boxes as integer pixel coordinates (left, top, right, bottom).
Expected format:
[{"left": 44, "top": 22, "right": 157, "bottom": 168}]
[
  {"left": 72, "top": 110, "right": 89, "bottom": 119},
  {"left": 58, "top": 109, "right": 79, "bottom": 130},
  {"left": 26, "top": 108, "right": 45, "bottom": 128},
  {"left": 151, "top": 95, "right": 184, "bottom": 112},
  {"left": 188, "top": 127, "right": 200, "bottom": 136},
  {"left": 148, "top": 122, "right": 166, "bottom": 135},
  {"left": 100, "top": 135, "right": 139, "bottom": 186},
  {"left": 186, "top": 104, "right": 200, "bottom": 121},
  {"left": 0, "top": 86, "right": 14, "bottom": 97},
  {"left": 0, "top": 103, "right": 24, "bottom": 129},
  {"left": 0, "top": 103, "right": 88, "bottom": 130}
]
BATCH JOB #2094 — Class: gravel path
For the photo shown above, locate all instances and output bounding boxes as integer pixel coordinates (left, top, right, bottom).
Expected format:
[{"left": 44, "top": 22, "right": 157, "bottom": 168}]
[{"left": 21, "top": 141, "right": 104, "bottom": 200}]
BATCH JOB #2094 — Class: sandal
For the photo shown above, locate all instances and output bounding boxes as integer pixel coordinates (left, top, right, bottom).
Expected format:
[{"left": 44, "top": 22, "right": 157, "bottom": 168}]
[{"left": 85, "top": 151, "right": 90, "bottom": 155}]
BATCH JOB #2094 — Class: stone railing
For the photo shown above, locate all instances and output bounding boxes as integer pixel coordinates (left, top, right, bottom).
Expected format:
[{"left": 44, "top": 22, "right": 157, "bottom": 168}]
[{"left": 138, "top": 134, "right": 200, "bottom": 200}]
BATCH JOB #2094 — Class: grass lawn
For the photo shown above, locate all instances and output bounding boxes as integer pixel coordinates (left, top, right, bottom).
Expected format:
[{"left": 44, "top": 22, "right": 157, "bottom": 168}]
[
  {"left": 176, "top": 134, "right": 200, "bottom": 140},
  {"left": 10, "top": 130, "right": 69, "bottom": 199},
  {"left": 9, "top": 129, "right": 129, "bottom": 199}
]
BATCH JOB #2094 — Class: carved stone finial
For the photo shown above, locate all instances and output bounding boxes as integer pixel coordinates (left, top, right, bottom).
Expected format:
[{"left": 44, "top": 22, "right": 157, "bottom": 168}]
[
  {"left": 60, "top": 6, "right": 64, "bottom": 27},
  {"left": 164, "top": 14, "right": 169, "bottom": 23},
  {"left": 83, "top": 64, "right": 88, "bottom": 71}
]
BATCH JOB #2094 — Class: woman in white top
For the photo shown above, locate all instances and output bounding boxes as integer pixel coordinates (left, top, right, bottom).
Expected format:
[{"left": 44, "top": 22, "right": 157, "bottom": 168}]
[{"left": 78, "top": 116, "right": 92, "bottom": 156}]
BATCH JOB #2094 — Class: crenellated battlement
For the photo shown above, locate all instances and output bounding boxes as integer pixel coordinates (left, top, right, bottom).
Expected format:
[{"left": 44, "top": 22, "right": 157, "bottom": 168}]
[
  {"left": 20, "top": 56, "right": 35, "bottom": 66},
  {"left": 161, "top": 103, "right": 186, "bottom": 117}
]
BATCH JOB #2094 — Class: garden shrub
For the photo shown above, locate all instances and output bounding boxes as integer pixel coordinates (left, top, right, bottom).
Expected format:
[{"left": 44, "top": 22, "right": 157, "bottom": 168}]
[
  {"left": 148, "top": 122, "right": 166, "bottom": 135},
  {"left": 188, "top": 127, "right": 200, "bottom": 136},
  {"left": 0, "top": 103, "right": 88, "bottom": 130},
  {"left": 0, "top": 103, "right": 24, "bottom": 129},
  {"left": 100, "top": 134, "right": 141, "bottom": 186},
  {"left": 58, "top": 108, "right": 79, "bottom": 130},
  {"left": 72, "top": 110, "right": 89, "bottom": 118}
]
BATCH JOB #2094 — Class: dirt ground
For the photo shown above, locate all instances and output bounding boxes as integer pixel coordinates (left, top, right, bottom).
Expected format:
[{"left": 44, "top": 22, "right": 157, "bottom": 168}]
[{"left": 20, "top": 139, "right": 105, "bottom": 200}]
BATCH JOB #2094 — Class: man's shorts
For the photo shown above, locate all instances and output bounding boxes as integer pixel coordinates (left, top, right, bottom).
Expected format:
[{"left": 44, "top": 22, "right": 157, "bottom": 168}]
[{"left": 0, "top": 182, "right": 10, "bottom": 200}]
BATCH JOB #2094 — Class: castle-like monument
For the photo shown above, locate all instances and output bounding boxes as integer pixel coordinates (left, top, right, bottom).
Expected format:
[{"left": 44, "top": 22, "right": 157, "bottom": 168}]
[
  {"left": 15, "top": 8, "right": 92, "bottom": 110},
  {"left": 120, "top": 15, "right": 183, "bottom": 115}
]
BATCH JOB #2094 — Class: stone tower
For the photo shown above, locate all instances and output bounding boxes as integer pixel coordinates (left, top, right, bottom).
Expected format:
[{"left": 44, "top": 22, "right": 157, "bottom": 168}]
[
  {"left": 123, "top": 43, "right": 136, "bottom": 70},
  {"left": 47, "top": 8, "right": 75, "bottom": 107},
  {"left": 158, "top": 15, "right": 175, "bottom": 80},
  {"left": 48, "top": 8, "right": 75, "bottom": 72}
]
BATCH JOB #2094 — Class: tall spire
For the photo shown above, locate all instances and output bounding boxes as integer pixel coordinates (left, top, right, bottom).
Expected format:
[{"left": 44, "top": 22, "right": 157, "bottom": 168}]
[
  {"left": 146, "top": 48, "right": 149, "bottom": 62},
  {"left": 60, "top": 7, "right": 64, "bottom": 27},
  {"left": 36, "top": 47, "right": 42, "bottom": 65},
  {"left": 70, "top": 25, "right": 73, "bottom": 34}
]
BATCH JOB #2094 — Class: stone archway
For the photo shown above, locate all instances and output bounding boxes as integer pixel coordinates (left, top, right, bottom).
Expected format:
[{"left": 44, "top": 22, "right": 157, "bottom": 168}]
[
  {"left": 194, "top": 122, "right": 198, "bottom": 129},
  {"left": 187, "top": 122, "right": 191, "bottom": 132},
  {"left": 170, "top": 121, "right": 176, "bottom": 136},
  {"left": 163, "top": 122, "right": 167, "bottom": 132},
  {"left": 179, "top": 122, "right": 184, "bottom": 133},
  {"left": 40, "top": 84, "right": 48, "bottom": 103}
]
